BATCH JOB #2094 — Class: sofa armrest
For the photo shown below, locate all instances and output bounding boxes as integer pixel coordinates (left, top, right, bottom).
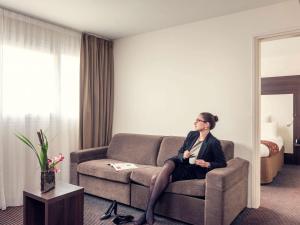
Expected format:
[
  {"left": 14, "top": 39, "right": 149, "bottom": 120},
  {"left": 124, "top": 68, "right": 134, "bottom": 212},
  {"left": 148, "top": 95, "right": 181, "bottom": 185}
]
[
  {"left": 205, "top": 157, "right": 249, "bottom": 225},
  {"left": 70, "top": 146, "right": 108, "bottom": 163},
  {"left": 70, "top": 146, "right": 108, "bottom": 185}
]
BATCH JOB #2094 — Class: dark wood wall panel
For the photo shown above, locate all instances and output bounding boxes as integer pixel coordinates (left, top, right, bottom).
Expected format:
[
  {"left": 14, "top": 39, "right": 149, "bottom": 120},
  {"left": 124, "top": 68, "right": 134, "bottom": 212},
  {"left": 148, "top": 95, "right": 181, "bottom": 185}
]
[{"left": 261, "top": 75, "right": 300, "bottom": 164}]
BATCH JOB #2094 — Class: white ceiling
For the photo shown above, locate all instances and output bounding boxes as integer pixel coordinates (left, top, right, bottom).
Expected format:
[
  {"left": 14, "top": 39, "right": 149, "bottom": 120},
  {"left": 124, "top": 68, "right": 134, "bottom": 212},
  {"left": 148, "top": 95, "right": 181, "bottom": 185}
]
[{"left": 0, "top": 0, "right": 290, "bottom": 39}]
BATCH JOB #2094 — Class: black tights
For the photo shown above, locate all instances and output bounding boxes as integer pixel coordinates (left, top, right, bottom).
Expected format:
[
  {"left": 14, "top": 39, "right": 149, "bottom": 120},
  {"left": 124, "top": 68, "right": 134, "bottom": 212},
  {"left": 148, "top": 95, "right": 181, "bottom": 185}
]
[{"left": 134, "top": 160, "right": 175, "bottom": 225}]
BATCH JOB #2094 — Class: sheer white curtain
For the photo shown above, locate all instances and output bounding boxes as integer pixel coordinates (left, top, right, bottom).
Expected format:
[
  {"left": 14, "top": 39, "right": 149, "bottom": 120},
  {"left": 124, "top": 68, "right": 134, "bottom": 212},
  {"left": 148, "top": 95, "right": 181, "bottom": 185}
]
[{"left": 0, "top": 9, "right": 81, "bottom": 209}]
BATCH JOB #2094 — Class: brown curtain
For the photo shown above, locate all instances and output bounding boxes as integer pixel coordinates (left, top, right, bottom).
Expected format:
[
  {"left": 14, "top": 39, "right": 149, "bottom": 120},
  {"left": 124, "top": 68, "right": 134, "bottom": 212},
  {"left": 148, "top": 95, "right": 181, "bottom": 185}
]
[{"left": 79, "top": 33, "right": 114, "bottom": 149}]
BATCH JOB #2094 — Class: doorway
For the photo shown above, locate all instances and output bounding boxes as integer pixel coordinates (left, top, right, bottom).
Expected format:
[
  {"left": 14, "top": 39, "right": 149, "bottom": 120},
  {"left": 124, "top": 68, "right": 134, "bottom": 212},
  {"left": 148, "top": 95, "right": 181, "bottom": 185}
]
[{"left": 254, "top": 30, "right": 300, "bottom": 208}]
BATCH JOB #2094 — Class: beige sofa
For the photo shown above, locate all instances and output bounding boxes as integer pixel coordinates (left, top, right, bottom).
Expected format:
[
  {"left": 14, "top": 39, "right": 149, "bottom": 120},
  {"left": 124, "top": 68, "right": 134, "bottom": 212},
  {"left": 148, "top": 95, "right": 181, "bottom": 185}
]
[{"left": 70, "top": 133, "right": 249, "bottom": 225}]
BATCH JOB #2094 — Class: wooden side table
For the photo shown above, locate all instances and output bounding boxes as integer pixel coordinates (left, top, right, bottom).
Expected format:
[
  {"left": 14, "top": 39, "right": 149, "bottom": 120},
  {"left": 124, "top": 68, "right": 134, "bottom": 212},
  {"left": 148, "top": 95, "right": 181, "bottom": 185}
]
[{"left": 23, "top": 182, "right": 84, "bottom": 225}]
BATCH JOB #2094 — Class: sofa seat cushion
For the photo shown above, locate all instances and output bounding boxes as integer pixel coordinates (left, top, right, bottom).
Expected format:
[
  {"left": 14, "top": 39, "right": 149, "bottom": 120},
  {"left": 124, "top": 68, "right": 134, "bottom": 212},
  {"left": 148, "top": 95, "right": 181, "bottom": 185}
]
[
  {"left": 130, "top": 166, "right": 162, "bottom": 186},
  {"left": 77, "top": 159, "right": 149, "bottom": 184},
  {"left": 130, "top": 167, "right": 206, "bottom": 197}
]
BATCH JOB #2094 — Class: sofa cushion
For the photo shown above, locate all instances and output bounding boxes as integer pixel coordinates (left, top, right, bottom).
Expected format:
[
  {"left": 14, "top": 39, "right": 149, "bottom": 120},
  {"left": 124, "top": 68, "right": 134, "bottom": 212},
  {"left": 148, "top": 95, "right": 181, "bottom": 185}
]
[
  {"left": 157, "top": 136, "right": 185, "bottom": 166},
  {"left": 221, "top": 141, "right": 234, "bottom": 161},
  {"left": 167, "top": 179, "right": 206, "bottom": 197},
  {"left": 107, "top": 133, "right": 163, "bottom": 166},
  {"left": 157, "top": 136, "right": 234, "bottom": 166},
  {"left": 77, "top": 159, "right": 149, "bottom": 184},
  {"left": 130, "top": 166, "right": 206, "bottom": 197},
  {"left": 130, "top": 167, "right": 162, "bottom": 186}
]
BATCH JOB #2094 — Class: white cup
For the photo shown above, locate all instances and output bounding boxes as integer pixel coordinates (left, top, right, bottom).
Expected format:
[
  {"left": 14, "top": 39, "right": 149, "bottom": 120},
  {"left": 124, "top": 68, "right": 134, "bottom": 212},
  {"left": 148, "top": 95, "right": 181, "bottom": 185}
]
[{"left": 189, "top": 156, "right": 196, "bottom": 164}]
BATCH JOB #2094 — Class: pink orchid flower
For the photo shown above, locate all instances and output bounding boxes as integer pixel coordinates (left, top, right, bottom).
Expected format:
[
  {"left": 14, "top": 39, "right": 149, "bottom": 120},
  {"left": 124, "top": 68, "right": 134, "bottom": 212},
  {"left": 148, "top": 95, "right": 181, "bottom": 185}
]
[{"left": 48, "top": 153, "right": 64, "bottom": 173}]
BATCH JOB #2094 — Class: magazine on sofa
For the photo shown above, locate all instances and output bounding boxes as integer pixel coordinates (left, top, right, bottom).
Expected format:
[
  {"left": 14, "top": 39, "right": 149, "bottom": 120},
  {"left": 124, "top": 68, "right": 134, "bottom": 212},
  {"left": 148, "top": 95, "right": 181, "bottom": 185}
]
[{"left": 107, "top": 162, "right": 138, "bottom": 171}]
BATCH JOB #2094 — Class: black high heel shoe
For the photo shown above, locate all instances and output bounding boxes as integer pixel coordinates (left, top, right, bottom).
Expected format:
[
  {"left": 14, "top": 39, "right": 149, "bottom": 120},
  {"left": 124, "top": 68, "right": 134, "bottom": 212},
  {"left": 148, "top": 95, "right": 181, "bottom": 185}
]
[
  {"left": 113, "top": 215, "right": 134, "bottom": 224},
  {"left": 100, "top": 200, "right": 118, "bottom": 220}
]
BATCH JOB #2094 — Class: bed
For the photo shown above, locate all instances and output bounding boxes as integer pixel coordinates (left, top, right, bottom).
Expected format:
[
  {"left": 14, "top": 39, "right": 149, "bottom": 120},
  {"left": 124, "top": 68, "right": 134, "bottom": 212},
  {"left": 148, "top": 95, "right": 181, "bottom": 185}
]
[{"left": 260, "top": 122, "right": 285, "bottom": 184}]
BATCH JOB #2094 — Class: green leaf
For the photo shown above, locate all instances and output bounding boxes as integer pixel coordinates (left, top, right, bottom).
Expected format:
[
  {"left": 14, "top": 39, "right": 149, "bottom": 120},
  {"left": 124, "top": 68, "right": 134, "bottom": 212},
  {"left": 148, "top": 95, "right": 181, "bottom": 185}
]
[
  {"left": 15, "top": 132, "right": 43, "bottom": 169},
  {"left": 15, "top": 133, "right": 35, "bottom": 150},
  {"left": 39, "top": 150, "right": 46, "bottom": 171},
  {"left": 44, "top": 134, "right": 49, "bottom": 151}
]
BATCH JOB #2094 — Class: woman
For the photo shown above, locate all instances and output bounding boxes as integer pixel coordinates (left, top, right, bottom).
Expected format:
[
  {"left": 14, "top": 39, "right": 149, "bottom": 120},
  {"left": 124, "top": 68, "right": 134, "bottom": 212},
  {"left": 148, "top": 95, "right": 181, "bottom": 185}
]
[{"left": 134, "top": 112, "right": 227, "bottom": 225}]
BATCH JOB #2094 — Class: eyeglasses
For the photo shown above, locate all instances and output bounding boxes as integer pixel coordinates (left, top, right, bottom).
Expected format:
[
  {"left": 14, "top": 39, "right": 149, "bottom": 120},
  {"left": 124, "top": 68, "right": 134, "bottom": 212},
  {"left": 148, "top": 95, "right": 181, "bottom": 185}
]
[{"left": 196, "top": 118, "right": 207, "bottom": 123}]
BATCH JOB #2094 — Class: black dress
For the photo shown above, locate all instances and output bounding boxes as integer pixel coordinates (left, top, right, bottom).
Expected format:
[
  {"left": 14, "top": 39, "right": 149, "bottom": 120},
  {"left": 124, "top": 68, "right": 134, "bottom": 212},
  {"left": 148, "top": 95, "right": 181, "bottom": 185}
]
[{"left": 166, "top": 131, "right": 227, "bottom": 182}]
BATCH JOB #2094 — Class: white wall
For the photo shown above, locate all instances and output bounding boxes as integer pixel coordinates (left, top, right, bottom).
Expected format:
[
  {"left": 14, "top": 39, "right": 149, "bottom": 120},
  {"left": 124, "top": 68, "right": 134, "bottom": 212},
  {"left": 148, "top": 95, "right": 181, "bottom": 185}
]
[
  {"left": 261, "top": 36, "right": 300, "bottom": 77},
  {"left": 261, "top": 94, "right": 294, "bottom": 153},
  {"left": 113, "top": 0, "right": 300, "bottom": 208}
]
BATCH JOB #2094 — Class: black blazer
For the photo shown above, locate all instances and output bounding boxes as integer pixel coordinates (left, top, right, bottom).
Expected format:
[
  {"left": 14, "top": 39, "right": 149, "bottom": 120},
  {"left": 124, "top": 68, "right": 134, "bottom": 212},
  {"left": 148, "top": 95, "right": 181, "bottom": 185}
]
[{"left": 177, "top": 131, "right": 227, "bottom": 170}]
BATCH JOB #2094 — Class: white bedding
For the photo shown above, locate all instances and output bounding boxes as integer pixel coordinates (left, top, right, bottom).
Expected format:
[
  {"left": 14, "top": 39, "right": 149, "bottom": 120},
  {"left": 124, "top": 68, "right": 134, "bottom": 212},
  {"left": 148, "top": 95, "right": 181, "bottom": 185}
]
[{"left": 260, "top": 136, "right": 284, "bottom": 157}]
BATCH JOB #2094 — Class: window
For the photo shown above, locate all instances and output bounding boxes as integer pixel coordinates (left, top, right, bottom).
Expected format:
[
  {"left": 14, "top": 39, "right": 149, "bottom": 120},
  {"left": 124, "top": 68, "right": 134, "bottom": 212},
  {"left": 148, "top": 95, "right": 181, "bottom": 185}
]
[{"left": 2, "top": 45, "right": 79, "bottom": 118}]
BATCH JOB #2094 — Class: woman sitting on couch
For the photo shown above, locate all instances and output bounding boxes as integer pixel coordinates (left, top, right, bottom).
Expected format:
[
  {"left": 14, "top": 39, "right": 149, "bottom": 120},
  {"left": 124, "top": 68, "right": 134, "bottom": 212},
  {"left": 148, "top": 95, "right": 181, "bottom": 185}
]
[{"left": 134, "top": 112, "right": 227, "bottom": 225}]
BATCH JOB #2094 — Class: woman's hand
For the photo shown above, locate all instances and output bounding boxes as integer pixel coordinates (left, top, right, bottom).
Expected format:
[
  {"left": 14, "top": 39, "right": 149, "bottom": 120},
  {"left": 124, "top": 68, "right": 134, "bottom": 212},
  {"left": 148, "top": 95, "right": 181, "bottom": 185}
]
[
  {"left": 195, "top": 159, "right": 210, "bottom": 168},
  {"left": 183, "top": 150, "right": 191, "bottom": 159}
]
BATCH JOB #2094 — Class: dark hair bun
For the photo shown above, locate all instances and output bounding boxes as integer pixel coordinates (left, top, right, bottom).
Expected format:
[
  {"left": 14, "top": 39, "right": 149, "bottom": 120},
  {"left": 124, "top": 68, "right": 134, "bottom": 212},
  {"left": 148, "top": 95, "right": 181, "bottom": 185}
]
[
  {"left": 200, "top": 112, "right": 218, "bottom": 130},
  {"left": 214, "top": 115, "right": 219, "bottom": 122}
]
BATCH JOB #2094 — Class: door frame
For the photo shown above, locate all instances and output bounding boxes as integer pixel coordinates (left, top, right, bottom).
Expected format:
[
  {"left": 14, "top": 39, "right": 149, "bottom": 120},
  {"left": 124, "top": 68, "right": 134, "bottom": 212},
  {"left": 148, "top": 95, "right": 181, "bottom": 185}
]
[{"left": 252, "top": 29, "right": 300, "bottom": 208}]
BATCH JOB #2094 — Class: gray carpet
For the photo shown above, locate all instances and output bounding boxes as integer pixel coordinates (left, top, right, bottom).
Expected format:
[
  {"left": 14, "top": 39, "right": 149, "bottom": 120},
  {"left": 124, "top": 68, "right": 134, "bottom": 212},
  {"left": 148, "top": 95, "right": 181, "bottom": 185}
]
[
  {"left": 1, "top": 164, "right": 300, "bottom": 225},
  {"left": 231, "top": 164, "right": 300, "bottom": 225},
  {"left": 84, "top": 195, "right": 186, "bottom": 225}
]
